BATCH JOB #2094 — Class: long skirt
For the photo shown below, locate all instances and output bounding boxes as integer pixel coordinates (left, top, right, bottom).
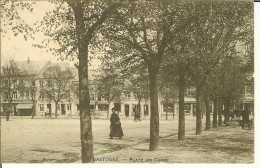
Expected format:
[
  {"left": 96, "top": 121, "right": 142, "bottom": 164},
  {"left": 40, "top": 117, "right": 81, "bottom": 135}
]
[{"left": 109, "top": 123, "right": 124, "bottom": 137}]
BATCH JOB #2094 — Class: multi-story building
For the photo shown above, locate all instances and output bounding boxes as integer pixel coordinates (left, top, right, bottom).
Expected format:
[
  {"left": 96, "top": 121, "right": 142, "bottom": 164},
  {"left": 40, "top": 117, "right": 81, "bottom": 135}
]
[
  {"left": 1, "top": 58, "right": 74, "bottom": 117},
  {"left": 1, "top": 58, "right": 254, "bottom": 118}
]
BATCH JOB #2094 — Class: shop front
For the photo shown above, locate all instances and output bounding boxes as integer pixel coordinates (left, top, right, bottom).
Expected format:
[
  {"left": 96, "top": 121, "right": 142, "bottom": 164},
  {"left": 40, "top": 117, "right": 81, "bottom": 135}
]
[{"left": 16, "top": 103, "right": 33, "bottom": 116}]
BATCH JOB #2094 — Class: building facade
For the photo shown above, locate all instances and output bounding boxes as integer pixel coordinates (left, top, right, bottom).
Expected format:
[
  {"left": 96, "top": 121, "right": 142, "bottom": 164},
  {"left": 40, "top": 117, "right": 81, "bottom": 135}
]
[{"left": 1, "top": 58, "right": 254, "bottom": 118}]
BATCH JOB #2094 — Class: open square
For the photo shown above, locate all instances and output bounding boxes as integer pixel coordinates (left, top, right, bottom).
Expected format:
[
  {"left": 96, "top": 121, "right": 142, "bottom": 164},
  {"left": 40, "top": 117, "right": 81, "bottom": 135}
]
[{"left": 1, "top": 116, "right": 254, "bottom": 163}]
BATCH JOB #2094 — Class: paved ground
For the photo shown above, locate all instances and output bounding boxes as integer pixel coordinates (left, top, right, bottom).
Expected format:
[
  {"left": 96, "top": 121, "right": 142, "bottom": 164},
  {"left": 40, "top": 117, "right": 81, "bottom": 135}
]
[{"left": 1, "top": 115, "right": 254, "bottom": 163}]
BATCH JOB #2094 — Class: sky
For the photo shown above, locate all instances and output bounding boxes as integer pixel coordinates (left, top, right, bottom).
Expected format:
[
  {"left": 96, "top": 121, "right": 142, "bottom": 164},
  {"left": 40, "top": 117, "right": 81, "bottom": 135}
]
[
  {"left": 2, "top": 2, "right": 54, "bottom": 61},
  {"left": 1, "top": 1, "right": 101, "bottom": 68}
]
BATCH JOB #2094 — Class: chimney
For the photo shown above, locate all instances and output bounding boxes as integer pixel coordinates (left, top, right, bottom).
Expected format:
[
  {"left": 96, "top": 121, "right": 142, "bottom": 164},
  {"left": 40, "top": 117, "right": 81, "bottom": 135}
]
[{"left": 27, "top": 57, "right": 30, "bottom": 63}]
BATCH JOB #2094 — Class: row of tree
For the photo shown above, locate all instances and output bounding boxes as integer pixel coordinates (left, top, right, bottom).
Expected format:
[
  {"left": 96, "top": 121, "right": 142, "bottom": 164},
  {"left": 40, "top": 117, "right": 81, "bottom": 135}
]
[
  {"left": 1, "top": 0, "right": 253, "bottom": 163},
  {"left": 0, "top": 59, "right": 148, "bottom": 121},
  {"left": 97, "top": 0, "right": 253, "bottom": 144}
]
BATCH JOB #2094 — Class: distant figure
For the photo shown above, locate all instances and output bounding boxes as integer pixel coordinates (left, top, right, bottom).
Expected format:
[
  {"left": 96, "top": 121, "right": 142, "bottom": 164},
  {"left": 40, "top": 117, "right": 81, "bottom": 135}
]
[
  {"left": 241, "top": 110, "right": 251, "bottom": 130},
  {"left": 229, "top": 110, "right": 235, "bottom": 121},
  {"left": 125, "top": 110, "right": 129, "bottom": 118},
  {"left": 222, "top": 110, "right": 228, "bottom": 124},
  {"left": 109, "top": 108, "right": 124, "bottom": 139},
  {"left": 134, "top": 111, "right": 141, "bottom": 122}
]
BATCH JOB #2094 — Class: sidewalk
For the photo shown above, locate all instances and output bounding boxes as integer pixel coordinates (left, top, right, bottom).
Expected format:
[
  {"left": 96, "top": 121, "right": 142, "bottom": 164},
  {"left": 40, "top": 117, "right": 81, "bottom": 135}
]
[{"left": 92, "top": 123, "right": 254, "bottom": 163}]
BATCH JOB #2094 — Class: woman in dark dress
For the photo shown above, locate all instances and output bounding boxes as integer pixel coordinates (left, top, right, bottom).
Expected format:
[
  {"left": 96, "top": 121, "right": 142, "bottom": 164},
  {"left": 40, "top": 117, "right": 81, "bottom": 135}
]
[{"left": 109, "top": 108, "right": 124, "bottom": 139}]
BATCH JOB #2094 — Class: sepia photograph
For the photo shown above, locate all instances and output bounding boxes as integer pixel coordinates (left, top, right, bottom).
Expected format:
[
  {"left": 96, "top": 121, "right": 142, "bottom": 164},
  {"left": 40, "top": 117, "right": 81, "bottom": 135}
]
[{"left": 0, "top": 0, "right": 255, "bottom": 166}]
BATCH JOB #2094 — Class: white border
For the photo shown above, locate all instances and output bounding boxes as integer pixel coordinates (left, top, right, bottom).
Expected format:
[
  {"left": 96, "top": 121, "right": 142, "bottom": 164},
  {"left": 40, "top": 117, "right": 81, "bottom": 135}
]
[{"left": 2, "top": 2, "right": 259, "bottom": 168}]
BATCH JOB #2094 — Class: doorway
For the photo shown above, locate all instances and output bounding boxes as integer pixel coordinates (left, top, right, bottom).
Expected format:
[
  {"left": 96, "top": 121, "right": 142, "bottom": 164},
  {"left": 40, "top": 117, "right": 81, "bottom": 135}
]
[
  {"left": 61, "top": 104, "right": 66, "bottom": 115},
  {"left": 125, "top": 104, "right": 129, "bottom": 117},
  {"left": 47, "top": 104, "right": 52, "bottom": 113}
]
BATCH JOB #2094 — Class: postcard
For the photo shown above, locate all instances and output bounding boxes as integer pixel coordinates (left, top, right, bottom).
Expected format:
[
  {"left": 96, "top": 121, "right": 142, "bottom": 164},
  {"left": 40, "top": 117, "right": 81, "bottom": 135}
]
[{"left": 0, "top": 0, "right": 255, "bottom": 167}]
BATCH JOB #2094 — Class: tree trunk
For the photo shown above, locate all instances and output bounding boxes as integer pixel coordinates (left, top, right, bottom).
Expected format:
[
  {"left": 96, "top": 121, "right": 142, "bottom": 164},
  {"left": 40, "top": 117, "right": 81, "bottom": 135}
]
[
  {"left": 212, "top": 99, "right": 218, "bottom": 128},
  {"left": 178, "top": 71, "right": 185, "bottom": 141},
  {"left": 107, "top": 108, "right": 110, "bottom": 119},
  {"left": 6, "top": 111, "right": 10, "bottom": 121},
  {"left": 70, "top": 103, "right": 72, "bottom": 117},
  {"left": 31, "top": 104, "right": 35, "bottom": 119},
  {"left": 6, "top": 79, "right": 12, "bottom": 121},
  {"left": 205, "top": 94, "right": 210, "bottom": 131},
  {"left": 166, "top": 108, "right": 168, "bottom": 120},
  {"left": 31, "top": 102, "right": 36, "bottom": 119},
  {"left": 75, "top": 3, "right": 93, "bottom": 163},
  {"left": 55, "top": 102, "right": 58, "bottom": 118},
  {"left": 196, "top": 86, "right": 202, "bottom": 135},
  {"left": 137, "top": 97, "right": 141, "bottom": 120},
  {"left": 173, "top": 103, "right": 175, "bottom": 119},
  {"left": 218, "top": 98, "right": 222, "bottom": 126},
  {"left": 148, "top": 68, "right": 159, "bottom": 151},
  {"left": 225, "top": 100, "right": 230, "bottom": 124},
  {"left": 78, "top": 54, "right": 93, "bottom": 163},
  {"left": 201, "top": 97, "right": 205, "bottom": 119},
  {"left": 6, "top": 103, "right": 12, "bottom": 121},
  {"left": 165, "top": 100, "right": 168, "bottom": 120},
  {"left": 107, "top": 102, "right": 111, "bottom": 119}
]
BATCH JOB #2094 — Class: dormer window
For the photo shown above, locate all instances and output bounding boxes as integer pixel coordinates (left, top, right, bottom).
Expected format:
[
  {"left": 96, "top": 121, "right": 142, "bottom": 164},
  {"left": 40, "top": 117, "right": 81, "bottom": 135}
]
[{"left": 40, "top": 81, "right": 44, "bottom": 87}]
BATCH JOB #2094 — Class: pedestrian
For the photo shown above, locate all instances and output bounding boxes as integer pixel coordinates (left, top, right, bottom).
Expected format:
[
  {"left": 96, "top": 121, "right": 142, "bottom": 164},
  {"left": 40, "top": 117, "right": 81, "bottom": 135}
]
[
  {"left": 125, "top": 110, "right": 129, "bottom": 118},
  {"left": 241, "top": 110, "right": 251, "bottom": 130},
  {"left": 46, "top": 108, "right": 50, "bottom": 117},
  {"left": 109, "top": 108, "right": 124, "bottom": 139}
]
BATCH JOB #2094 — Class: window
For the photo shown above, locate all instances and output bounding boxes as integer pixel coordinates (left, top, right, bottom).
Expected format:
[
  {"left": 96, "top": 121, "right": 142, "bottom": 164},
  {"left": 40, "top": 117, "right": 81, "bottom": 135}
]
[
  {"left": 67, "top": 104, "right": 71, "bottom": 111},
  {"left": 40, "top": 104, "right": 44, "bottom": 111},
  {"left": 18, "top": 87, "right": 22, "bottom": 92},
  {"left": 13, "top": 80, "right": 18, "bottom": 88},
  {"left": 184, "top": 103, "right": 191, "bottom": 114},
  {"left": 98, "top": 96, "right": 109, "bottom": 102},
  {"left": 39, "top": 94, "right": 44, "bottom": 99},
  {"left": 90, "top": 105, "right": 95, "bottom": 110},
  {"left": 12, "top": 92, "right": 18, "bottom": 100},
  {"left": 125, "top": 94, "right": 130, "bottom": 99},
  {"left": 98, "top": 105, "right": 108, "bottom": 111},
  {"left": 47, "top": 80, "right": 51, "bottom": 87},
  {"left": 40, "top": 81, "right": 44, "bottom": 88},
  {"left": 134, "top": 94, "right": 137, "bottom": 99},
  {"left": 32, "top": 80, "right": 36, "bottom": 86},
  {"left": 32, "top": 94, "right": 35, "bottom": 99},
  {"left": 57, "top": 104, "right": 60, "bottom": 111},
  {"left": 114, "top": 103, "right": 121, "bottom": 112},
  {"left": 90, "top": 94, "right": 95, "bottom": 101},
  {"left": 77, "top": 105, "right": 80, "bottom": 111},
  {"left": 26, "top": 91, "right": 29, "bottom": 98},
  {"left": 144, "top": 105, "right": 149, "bottom": 116}
]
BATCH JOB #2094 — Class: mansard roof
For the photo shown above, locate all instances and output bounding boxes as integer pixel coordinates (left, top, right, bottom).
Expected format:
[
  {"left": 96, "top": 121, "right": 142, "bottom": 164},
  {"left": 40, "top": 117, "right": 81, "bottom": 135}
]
[
  {"left": 16, "top": 60, "right": 49, "bottom": 75},
  {"left": 15, "top": 58, "right": 102, "bottom": 81}
]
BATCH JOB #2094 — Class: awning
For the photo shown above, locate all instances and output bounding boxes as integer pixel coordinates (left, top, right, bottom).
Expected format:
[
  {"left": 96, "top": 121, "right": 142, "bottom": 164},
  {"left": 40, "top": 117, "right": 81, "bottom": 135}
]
[{"left": 16, "top": 104, "right": 33, "bottom": 109}]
